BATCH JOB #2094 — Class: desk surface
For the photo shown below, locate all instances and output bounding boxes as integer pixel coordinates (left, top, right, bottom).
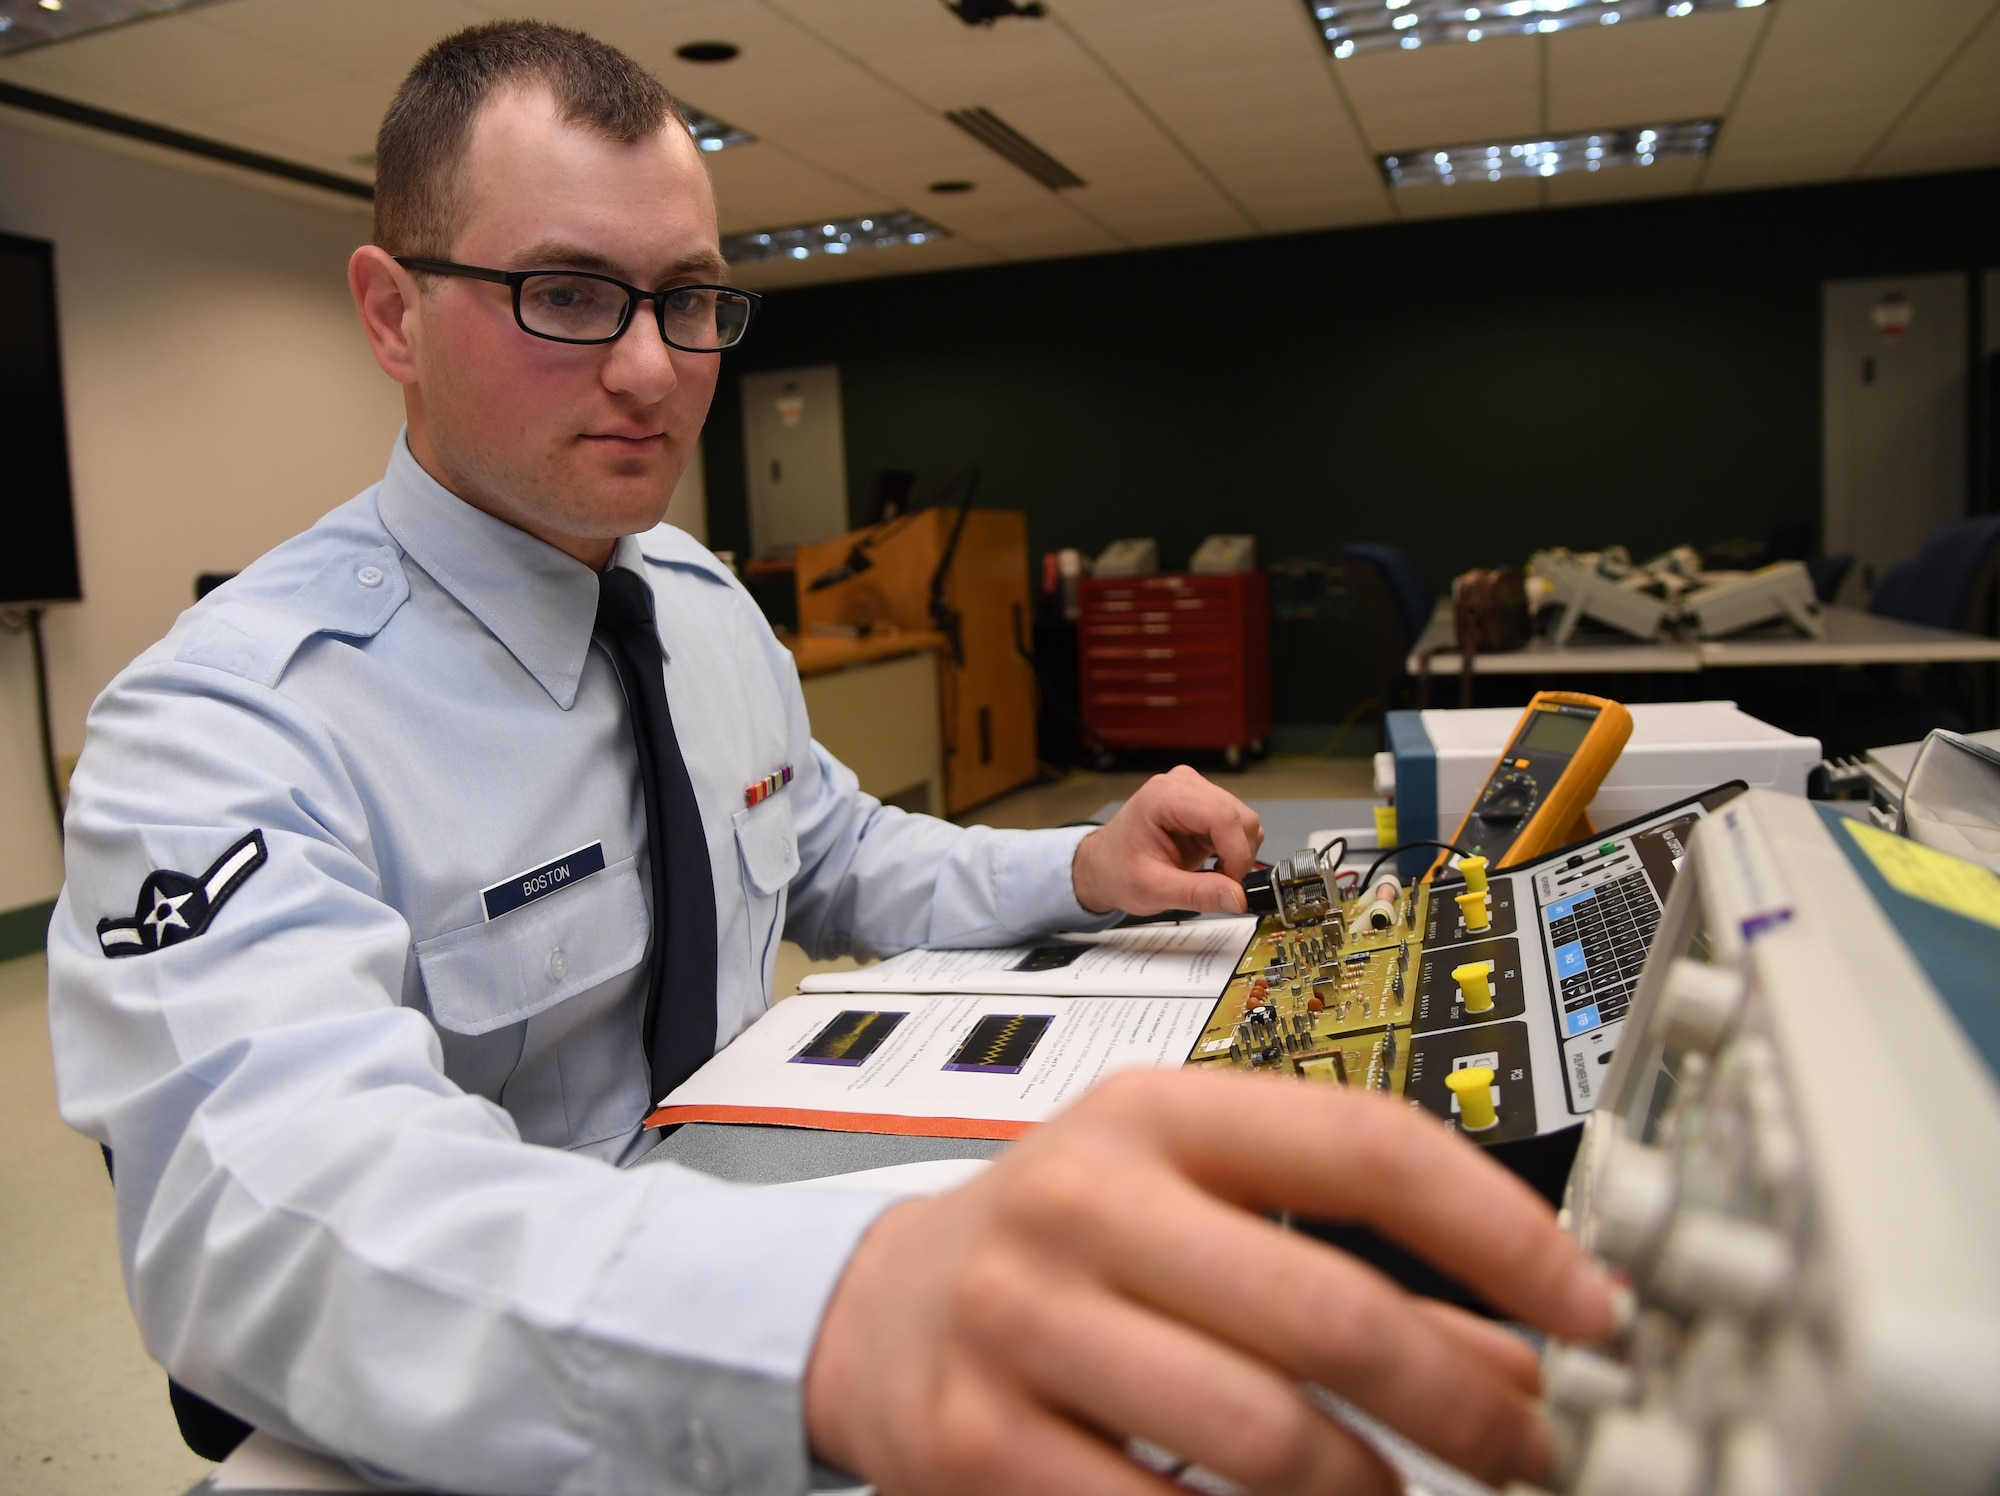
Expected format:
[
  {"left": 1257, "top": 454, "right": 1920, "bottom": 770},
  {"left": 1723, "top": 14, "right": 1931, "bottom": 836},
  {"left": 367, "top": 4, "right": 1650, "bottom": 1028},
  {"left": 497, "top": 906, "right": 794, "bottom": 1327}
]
[
  {"left": 1697, "top": 607, "right": 2000, "bottom": 667},
  {"left": 779, "top": 631, "right": 945, "bottom": 679},
  {"left": 1407, "top": 603, "right": 2000, "bottom": 675}
]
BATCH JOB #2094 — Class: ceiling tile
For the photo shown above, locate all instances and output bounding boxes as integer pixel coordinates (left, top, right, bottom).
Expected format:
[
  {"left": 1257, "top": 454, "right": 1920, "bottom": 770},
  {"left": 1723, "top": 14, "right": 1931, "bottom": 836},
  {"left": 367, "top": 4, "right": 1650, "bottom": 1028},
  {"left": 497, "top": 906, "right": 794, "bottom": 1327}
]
[
  {"left": 1137, "top": 60, "right": 1348, "bottom": 134},
  {"left": 1864, "top": 8, "right": 2000, "bottom": 172},
  {"left": 1546, "top": 8, "right": 1768, "bottom": 133},
  {"left": 1715, "top": 95, "right": 1904, "bottom": 166},
  {"left": 195, "top": 0, "right": 490, "bottom": 84},
  {"left": 1, "top": 11, "right": 347, "bottom": 117},
  {"left": 1337, "top": 33, "right": 1541, "bottom": 152},
  {"left": 972, "top": 215, "right": 1125, "bottom": 259},
  {"left": 1250, "top": 191, "right": 1394, "bottom": 232},
  {"left": 1699, "top": 142, "right": 1864, "bottom": 189},
  {"left": 1056, "top": 0, "right": 1318, "bottom": 82},
  {"left": 193, "top": 77, "right": 395, "bottom": 168},
  {"left": 770, "top": 113, "right": 1063, "bottom": 207},
  {"left": 1862, "top": 127, "right": 2000, "bottom": 175},
  {"left": 704, "top": 145, "right": 892, "bottom": 231},
  {"left": 757, "top": 0, "right": 975, "bottom": 65}
]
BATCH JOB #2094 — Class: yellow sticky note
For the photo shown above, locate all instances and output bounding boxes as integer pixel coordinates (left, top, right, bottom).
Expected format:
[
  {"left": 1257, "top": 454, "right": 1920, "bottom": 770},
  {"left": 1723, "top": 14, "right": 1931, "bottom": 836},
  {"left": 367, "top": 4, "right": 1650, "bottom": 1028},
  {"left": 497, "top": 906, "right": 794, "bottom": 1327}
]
[{"left": 1842, "top": 819, "right": 2000, "bottom": 931}]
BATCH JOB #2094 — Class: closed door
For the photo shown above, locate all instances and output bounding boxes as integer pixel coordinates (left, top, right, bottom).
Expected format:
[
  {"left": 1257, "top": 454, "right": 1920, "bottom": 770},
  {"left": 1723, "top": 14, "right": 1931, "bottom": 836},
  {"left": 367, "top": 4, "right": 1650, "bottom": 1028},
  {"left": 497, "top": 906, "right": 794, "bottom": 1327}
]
[
  {"left": 741, "top": 365, "right": 848, "bottom": 558},
  {"left": 1823, "top": 274, "right": 1968, "bottom": 596}
]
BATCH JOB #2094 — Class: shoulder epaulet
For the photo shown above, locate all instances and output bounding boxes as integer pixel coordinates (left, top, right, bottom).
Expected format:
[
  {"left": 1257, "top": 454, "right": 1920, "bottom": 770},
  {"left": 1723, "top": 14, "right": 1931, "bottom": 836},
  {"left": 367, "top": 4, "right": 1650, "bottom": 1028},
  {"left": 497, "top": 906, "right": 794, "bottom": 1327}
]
[
  {"left": 175, "top": 546, "right": 409, "bottom": 688},
  {"left": 636, "top": 525, "right": 738, "bottom": 587}
]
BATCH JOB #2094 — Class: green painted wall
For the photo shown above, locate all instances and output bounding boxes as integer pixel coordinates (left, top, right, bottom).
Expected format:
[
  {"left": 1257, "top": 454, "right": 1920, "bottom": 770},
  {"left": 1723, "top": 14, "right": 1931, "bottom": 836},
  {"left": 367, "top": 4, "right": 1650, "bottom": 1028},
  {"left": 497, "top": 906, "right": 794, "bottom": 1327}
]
[{"left": 702, "top": 166, "right": 2000, "bottom": 723}]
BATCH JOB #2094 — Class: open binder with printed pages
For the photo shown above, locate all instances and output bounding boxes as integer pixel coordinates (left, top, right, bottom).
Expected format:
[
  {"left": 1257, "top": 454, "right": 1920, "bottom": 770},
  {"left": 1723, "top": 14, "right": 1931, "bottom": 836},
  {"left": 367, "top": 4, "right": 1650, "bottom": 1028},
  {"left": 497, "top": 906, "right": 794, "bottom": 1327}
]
[{"left": 644, "top": 917, "right": 1257, "bottom": 1138}]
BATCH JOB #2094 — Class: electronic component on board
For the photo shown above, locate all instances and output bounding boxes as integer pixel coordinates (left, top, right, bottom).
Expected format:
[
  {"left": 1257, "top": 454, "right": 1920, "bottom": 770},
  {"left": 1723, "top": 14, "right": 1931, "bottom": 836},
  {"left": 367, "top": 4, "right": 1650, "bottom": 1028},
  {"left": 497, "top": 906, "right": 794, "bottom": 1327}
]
[{"left": 1241, "top": 847, "right": 1334, "bottom": 927}]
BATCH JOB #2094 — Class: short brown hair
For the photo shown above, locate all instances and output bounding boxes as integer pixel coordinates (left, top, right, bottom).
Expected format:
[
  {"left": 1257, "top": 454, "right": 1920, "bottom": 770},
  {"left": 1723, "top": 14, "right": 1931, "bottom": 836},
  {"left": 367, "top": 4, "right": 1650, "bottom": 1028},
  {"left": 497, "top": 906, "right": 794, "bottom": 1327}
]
[{"left": 374, "top": 20, "right": 684, "bottom": 258}]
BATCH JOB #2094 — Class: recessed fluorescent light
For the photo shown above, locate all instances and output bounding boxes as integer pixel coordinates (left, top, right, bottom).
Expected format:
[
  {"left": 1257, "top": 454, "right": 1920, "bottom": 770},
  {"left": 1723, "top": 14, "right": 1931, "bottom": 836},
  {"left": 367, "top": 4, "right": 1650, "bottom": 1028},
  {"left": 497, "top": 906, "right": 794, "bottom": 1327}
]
[
  {"left": 0, "top": 0, "right": 218, "bottom": 55},
  {"left": 721, "top": 211, "right": 948, "bottom": 266},
  {"left": 682, "top": 106, "right": 753, "bottom": 154},
  {"left": 1378, "top": 119, "right": 1715, "bottom": 186},
  {"left": 1307, "top": 0, "right": 1769, "bottom": 57}
]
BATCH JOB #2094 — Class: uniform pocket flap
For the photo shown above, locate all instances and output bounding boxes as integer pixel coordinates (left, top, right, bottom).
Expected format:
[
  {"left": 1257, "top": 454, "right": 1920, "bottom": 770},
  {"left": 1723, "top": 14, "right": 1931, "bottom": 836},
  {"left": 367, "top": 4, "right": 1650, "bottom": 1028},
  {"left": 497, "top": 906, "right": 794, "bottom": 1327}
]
[
  {"left": 733, "top": 800, "right": 800, "bottom": 897},
  {"left": 414, "top": 857, "right": 647, "bottom": 1036}
]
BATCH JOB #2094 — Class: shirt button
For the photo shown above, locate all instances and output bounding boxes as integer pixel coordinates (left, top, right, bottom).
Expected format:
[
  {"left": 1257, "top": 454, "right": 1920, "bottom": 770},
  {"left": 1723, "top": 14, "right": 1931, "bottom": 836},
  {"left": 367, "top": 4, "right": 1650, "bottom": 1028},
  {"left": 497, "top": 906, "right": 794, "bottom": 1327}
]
[
  {"left": 546, "top": 948, "right": 567, "bottom": 982},
  {"left": 667, "top": 1418, "right": 730, "bottom": 1494},
  {"left": 355, "top": 565, "right": 384, "bottom": 588}
]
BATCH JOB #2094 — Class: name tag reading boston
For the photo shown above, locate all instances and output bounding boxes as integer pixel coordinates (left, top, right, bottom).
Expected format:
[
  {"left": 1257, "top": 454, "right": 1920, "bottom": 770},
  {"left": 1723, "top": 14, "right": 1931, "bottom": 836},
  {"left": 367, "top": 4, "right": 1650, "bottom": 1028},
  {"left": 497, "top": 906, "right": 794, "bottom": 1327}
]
[{"left": 481, "top": 842, "right": 608, "bottom": 921}]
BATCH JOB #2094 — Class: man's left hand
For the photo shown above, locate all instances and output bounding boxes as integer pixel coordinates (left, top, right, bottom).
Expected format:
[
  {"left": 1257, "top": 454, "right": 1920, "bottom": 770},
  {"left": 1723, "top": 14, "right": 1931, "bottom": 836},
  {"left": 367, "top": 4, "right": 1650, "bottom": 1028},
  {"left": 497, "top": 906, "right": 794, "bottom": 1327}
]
[{"left": 1072, "top": 765, "right": 1263, "bottom": 917}]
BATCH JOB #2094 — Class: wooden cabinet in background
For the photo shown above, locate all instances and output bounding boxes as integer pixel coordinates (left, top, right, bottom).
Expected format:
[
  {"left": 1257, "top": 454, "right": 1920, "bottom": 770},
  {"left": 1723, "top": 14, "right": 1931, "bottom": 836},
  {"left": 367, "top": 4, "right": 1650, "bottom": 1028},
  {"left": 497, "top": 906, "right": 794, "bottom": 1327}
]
[{"left": 794, "top": 508, "right": 1037, "bottom": 815}]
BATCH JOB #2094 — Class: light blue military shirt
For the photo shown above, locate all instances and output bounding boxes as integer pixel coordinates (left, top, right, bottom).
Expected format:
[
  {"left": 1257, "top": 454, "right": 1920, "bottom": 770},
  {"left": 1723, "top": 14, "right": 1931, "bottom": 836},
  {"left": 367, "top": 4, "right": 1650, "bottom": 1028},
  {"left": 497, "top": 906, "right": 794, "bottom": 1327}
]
[{"left": 46, "top": 432, "right": 1101, "bottom": 1494}]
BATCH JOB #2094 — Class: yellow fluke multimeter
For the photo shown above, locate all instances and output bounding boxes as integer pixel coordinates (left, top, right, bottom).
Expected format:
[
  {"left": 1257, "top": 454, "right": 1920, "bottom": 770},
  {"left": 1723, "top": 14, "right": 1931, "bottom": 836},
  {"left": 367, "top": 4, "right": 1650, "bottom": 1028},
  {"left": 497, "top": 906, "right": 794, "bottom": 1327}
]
[{"left": 1437, "top": 691, "right": 1633, "bottom": 874}]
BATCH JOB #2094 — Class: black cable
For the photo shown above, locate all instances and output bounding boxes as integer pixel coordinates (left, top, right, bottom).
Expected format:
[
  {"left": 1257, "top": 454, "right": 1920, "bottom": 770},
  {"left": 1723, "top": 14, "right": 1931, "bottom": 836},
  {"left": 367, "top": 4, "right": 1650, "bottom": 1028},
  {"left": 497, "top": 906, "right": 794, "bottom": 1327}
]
[
  {"left": 25, "top": 607, "right": 64, "bottom": 833},
  {"left": 1359, "top": 839, "right": 1468, "bottom": 891},
  {"left": 1314, "top": 836, "right": 1347, "bottom": 871}
]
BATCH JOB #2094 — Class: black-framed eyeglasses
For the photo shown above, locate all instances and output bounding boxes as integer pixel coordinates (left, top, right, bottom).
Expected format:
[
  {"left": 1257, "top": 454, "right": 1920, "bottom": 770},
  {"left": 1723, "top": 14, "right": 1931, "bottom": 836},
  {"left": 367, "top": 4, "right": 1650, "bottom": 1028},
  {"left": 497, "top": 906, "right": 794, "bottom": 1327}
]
[{"left": 394, "top": 257, "right": 759, "bottom": 351}]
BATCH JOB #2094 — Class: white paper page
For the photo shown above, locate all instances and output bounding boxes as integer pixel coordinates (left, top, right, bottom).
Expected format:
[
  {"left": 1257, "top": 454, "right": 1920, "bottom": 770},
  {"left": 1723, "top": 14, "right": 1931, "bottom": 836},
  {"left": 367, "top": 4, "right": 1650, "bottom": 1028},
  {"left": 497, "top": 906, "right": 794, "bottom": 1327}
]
[
  {"left": 777, "top": 1157, "right": 992, "bottom": 1196},
  {"left": 210, "top": 1430, "right": 372, "bottom": 1492},
  {"left": 659, "top": 991, "right": 1215, "bottom": 1126},
  {"left": 796, "top": 916, "right": 1254, "bottom": 999}
]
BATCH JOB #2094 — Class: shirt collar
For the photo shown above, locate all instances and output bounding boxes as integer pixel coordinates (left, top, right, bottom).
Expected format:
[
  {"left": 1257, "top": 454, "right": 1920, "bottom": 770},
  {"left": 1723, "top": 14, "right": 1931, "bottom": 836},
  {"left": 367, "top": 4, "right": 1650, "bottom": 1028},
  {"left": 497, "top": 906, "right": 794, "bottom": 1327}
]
[{"left": 377, "top": 428, "right": 646, "bottom": 709}]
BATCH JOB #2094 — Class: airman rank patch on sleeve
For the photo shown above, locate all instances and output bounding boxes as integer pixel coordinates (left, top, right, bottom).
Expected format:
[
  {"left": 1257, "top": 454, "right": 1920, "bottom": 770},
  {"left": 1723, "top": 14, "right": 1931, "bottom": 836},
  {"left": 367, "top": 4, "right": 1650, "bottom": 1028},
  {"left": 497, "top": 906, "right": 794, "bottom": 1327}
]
[{"left": 97, "top": 830, "right": 268, "bottom": 958}]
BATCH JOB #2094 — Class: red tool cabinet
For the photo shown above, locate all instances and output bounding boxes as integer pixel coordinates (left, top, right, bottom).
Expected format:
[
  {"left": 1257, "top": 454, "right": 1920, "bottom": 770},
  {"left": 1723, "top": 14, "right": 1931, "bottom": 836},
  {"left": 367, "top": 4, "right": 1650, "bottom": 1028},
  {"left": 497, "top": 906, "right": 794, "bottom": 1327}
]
[{"left": 1078, "top": 572, "right": 1272, "bottom": 766}]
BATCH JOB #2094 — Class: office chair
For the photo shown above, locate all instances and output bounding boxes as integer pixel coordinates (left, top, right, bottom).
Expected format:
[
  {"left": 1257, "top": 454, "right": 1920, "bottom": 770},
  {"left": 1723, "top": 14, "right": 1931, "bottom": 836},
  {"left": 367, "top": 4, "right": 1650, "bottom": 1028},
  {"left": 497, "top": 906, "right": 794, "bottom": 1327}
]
[
  {"left": 1806, "top": 553, "right": 1854, "bottom": 604},
  {"left": 1338, "top": 542, "right": 1436, "bottom": 711},
  {"left": 1867, "top": 515, "right": 2000, "bottom": 634},
  {"left": 1822, "top": 515, "right": 2000, "bottom": 754}
]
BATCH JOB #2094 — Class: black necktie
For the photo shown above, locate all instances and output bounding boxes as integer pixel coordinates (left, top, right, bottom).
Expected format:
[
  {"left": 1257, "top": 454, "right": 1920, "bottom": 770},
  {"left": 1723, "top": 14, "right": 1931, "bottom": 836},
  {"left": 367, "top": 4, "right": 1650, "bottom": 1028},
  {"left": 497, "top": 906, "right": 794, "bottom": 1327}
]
[{"left": 593, "top": 567, "right": 718, "bottom": 1103}]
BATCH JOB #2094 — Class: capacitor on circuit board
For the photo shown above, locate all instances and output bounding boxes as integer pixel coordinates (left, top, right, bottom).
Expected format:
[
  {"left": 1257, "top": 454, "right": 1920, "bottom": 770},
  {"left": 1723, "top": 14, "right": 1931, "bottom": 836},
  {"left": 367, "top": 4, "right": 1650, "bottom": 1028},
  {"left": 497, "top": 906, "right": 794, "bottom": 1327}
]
[{"left": 1358, "top": 873, "right": 1404, "bottom": 931}]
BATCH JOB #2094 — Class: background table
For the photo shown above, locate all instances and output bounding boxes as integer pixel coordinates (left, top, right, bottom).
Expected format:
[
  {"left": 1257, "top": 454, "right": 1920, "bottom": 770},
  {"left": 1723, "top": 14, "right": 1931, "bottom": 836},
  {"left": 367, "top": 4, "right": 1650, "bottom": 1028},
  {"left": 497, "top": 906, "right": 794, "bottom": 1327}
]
[
  {"left": 1405, "top": 602, "right": 2000, "bottom": 676},
  {"left": 782, "top": 632, "right": 946, "bottom": 816}
]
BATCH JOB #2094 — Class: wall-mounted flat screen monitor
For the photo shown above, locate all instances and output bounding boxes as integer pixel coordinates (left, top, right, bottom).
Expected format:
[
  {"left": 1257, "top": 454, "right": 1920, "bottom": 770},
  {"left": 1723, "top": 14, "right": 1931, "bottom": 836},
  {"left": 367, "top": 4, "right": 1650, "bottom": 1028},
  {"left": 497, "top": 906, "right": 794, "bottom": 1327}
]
[{"left": 0, "top": 231, "right": 81, "bottom": 604}]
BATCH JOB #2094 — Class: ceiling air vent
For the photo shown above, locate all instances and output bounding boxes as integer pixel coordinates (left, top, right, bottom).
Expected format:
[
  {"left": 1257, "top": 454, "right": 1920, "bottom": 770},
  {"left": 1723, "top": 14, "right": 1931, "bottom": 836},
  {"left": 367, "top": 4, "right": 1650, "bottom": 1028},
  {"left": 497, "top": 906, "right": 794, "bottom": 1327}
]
[{"left": 944, "top": 107, "right": 1085, "bottom": 190}]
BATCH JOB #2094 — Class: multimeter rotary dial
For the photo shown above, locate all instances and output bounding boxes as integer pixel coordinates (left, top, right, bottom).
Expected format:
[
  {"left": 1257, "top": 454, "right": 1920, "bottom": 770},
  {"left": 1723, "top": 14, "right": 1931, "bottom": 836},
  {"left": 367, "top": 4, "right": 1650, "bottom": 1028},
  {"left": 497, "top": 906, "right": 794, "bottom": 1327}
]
[{"left": 1476, "top": 770, "right": 1540, "bottom": 828}]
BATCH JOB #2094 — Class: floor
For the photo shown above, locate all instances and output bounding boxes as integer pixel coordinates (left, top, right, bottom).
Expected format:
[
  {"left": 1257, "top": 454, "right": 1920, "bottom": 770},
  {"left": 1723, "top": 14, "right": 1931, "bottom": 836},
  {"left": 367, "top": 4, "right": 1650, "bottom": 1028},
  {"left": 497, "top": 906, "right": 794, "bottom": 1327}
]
[
  {"left": 1, "top": 755, "right": 1369, "bottom": 1494},
  {"left": 0, "top": 953, "right": 212, "bottom": 1496}
]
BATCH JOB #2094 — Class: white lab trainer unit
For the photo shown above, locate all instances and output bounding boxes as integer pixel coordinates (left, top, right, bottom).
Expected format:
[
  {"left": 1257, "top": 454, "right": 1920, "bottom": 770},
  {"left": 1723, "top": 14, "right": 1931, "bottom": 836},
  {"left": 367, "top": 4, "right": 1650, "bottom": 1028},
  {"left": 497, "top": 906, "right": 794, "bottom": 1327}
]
[
  {"left": 1546, "top": 790, "right": 2000, "bottom": 1496},
  {"left": 1382, "top": 702, "right": 1820, "bottom": 849}
]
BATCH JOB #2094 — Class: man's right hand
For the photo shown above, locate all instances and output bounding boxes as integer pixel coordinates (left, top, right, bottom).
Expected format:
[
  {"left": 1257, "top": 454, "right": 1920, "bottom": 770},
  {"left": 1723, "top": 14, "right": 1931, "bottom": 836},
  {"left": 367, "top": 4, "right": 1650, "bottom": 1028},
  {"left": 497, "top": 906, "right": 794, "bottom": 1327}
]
[{"left": 804, "top": 1068, "right": 1614, "bottom": 1494}]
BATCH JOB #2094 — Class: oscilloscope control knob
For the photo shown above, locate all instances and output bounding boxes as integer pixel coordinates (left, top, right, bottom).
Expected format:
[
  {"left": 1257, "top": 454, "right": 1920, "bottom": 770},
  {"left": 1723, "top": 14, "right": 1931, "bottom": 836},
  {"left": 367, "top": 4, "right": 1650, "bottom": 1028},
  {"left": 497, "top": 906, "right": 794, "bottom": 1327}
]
[
  {"left": 1658, "top": 958, "right": 1747, "bottom": 1056},
  {"left": 1542, "top": 1345, "right": 1638, "bottom": 1414},
  {"left": 1588, "top": 1138, "right": 1678, "bottom": 1269},
  {"left": 1649, "top": 1210, "right": 1792, "bottom": 1318},
  {"left": 1572, "top": 1409, "right": 1703, "bottom": 1496},
  {"left": 1241, "top": 867, "right": 1278, "bottom": 916}
]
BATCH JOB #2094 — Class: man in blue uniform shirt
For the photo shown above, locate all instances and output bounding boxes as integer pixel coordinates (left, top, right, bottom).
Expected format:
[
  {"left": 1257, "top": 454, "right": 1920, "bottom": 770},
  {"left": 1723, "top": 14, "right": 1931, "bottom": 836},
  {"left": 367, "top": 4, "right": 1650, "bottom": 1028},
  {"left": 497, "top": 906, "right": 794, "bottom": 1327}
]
[{"left": 48, "top": 21, "right": 1612, "bottom": 1496}]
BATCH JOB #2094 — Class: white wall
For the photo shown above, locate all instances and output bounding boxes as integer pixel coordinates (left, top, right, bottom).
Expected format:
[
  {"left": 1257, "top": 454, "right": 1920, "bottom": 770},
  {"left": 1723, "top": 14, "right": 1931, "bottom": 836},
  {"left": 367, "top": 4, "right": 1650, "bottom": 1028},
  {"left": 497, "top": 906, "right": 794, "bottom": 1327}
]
[
  {"left": 0, "top": 112, "right": 718, "bottom": 917},
  {"left": 0, "top": 113, "right": 402, "bottom": 912}
]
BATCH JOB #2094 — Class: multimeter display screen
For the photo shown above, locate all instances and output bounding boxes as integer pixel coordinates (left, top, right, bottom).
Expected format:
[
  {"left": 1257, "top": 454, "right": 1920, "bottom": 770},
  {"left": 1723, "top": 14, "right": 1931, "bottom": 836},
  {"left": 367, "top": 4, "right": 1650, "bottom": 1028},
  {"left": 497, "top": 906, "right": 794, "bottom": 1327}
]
[{"left": 1515, "top": 708, "right": 1595, "bottom": 756}]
